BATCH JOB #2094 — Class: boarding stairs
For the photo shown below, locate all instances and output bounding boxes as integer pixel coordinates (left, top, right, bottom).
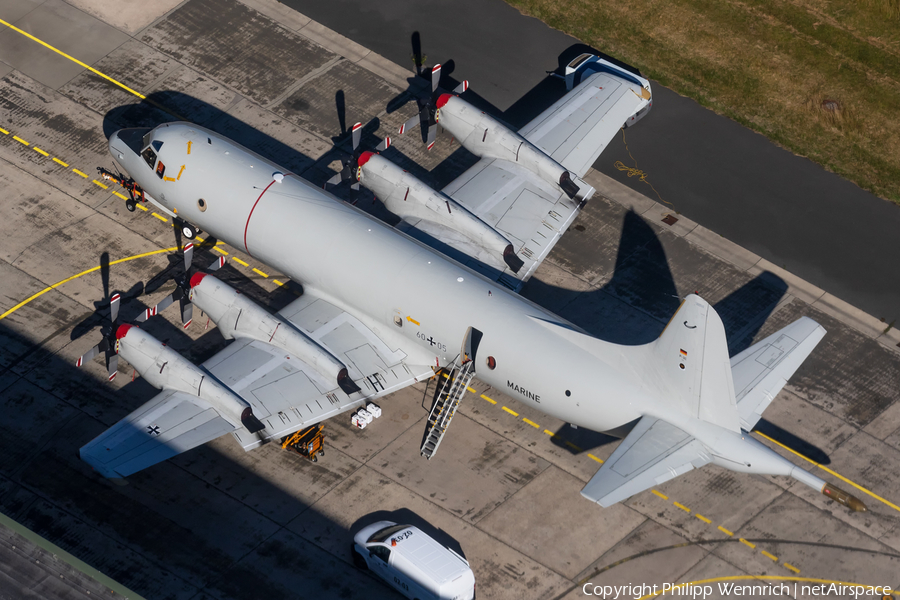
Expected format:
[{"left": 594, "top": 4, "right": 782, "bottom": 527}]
[{"left": 420, "top": 359, "right": 476, "bottom": 459}]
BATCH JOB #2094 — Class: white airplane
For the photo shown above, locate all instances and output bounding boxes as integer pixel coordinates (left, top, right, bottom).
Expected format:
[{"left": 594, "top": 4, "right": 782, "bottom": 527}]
[{"left": 77, "top": 54, "right": 865, "bottom": 511}]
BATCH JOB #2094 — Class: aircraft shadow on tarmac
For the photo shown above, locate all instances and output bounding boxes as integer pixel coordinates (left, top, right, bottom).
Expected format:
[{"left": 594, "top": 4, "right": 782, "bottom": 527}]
[{"left": 0, "top": 321, "right": 407, "bottom": 600}]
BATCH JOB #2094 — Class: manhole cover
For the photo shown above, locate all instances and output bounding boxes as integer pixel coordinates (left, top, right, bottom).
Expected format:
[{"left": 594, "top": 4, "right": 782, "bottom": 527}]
[{"left": 662, "top": 214, "right": 678, "bottom": 226}]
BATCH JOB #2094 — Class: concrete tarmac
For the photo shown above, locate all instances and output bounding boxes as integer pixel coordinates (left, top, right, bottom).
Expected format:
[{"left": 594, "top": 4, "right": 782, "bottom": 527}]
[
  {"left": 0, "top": 0, "right": 899, "bottom": 598},
  {"left": 280, "top": 0, "right": 900, "bottom": 326}
]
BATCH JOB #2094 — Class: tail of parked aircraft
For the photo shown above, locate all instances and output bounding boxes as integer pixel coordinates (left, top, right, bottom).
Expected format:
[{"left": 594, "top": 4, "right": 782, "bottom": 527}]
[{"left": 579, "top": 294, "right": 866, "bottom": 511}]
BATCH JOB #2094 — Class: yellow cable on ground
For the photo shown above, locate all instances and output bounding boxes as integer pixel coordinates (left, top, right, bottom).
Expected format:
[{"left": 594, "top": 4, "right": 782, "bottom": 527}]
[{"left": 615, "top": 128, "right": 673, "bottom": 209}]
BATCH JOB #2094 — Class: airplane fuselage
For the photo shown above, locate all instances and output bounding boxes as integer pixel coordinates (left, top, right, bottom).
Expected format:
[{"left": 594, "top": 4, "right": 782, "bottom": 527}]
[{"left": 110, "top": 123, "right": 664, "bottom": 436}]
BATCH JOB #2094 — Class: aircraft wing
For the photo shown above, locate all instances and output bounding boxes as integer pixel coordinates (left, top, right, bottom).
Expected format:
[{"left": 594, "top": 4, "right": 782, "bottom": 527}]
[
  {"left": 730, "top": 316, "right": 826, "bottom": 430},
  {"left": 213, "top": 292, "right": 435, "bottom": 451},
  {"left": 581, "top": 416, "right": 712, "bottom": 507},
  {"left": 436, "top": 72, "right": 645, "bottom": 290},
  {"left": 518, "top": 71, "right": 646, "bottom": 178},
  {"left": 82, "top": 293, "right": 434, "bottom": 478},
  {"left": 80, "top": 389, "right": 236, "bottom": 480}
]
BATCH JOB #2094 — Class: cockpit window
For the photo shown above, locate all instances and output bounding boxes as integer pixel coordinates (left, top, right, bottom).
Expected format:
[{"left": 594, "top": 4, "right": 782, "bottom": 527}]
[
  {"left": 141, "top": 147, "right": 157, "bottom": 169},
  {"left": 151, "top": 140, "right": 164, "bottom": 152},
  {"left": 367, "top": 524, "right": 408, "bottom": 544}
]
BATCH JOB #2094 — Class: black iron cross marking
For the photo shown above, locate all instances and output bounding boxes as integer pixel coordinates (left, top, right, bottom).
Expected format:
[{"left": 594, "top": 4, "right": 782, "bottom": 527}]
[
  {"left": 147, "top": 425, "right": 160, "bottom": 436},
  {"left": 426, "top": 336, "right": 436, "bottom": 346}
]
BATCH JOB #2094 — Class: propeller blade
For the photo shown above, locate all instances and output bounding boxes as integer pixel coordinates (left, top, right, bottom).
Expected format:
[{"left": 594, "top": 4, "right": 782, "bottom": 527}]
[
  {"left": 351, "top": 122, "right": 362, "bottom": 151},
  {"left": 109, "top": 293, "right": 120, "bottom": 324},
  {"left": 183, "top": 242, "right": 194, "bottom": 273},
  {"left": 431, "top": 64, "right": 442, "bottom": 93},
  {"left": 375, "top": 136, "right": 391, "bottom": 151},
  {"left": 181, "top": 299, "right": 193, "bottom": 329},
  {"left": 326, "top": 172, "right": 343, "bottom": 187},
  {"left": 398, "top": 114, "right": 420, "bottom": 135},
  {"left": 426, "top": 124, "right": 437, "bottom": 150},
  {"left": 453, "top": 80, "right": 469, "bottom": 94},
  {"left": 107, "top": 353, "right": 118, "bottom": 382},
  {"left": 133, "top": 305, "right": 158, "bottom": 323},
  {"left": 75, "top": 343, "right": 103, "bottom": 367},
  {"left": 208, "top": 256, "right": 226, "bottom": 272}
]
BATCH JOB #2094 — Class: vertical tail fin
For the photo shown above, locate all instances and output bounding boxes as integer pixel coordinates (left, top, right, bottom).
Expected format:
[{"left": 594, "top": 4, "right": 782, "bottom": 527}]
[{"left": 652, "top": 294, "right": 741, "bottom": 432}]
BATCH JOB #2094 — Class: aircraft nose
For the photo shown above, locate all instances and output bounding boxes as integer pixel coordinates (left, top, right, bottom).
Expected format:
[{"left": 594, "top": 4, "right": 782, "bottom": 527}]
[{"left": 109, "top": 130, "right": 126, "bottom": 160}]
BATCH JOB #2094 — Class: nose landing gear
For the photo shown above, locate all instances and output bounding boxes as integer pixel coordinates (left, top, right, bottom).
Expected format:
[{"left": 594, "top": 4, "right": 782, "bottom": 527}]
[{"left": 174, "top": 218, "right": 198, "bottom": 240}]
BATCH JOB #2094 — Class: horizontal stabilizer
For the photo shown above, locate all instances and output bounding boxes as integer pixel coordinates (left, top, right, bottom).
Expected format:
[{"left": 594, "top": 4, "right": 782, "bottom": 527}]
[
  {"left": 731, "top": 316, "right": 825, "bottom": 430},
  {"left": 581, "top": 416, "right": 711, "bottom": 507},
  {"left": 80, "top": 390, "right": 236, "bottom": 479}
]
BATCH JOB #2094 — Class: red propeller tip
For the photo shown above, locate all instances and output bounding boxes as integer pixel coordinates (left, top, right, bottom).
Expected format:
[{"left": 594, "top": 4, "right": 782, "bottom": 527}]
[
  {"left": 351, "top": 122, "right": 362, "bottom": 131},
  {"left": 432, "top": 64, "right": 441, "bottom": 73},
  {"left": 190, "top": 271, "right": 208, "bottom": 288}
]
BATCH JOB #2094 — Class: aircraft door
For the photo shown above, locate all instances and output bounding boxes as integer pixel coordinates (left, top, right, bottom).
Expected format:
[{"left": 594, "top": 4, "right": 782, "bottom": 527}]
[{"left": 461, "top": 326, "right": 483, "bottom": 366}]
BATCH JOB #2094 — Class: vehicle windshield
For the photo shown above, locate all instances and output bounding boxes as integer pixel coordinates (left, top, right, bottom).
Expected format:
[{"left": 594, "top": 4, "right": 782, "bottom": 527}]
[{"left": 367, "top": 524, "right": 408, "bottom": 544}]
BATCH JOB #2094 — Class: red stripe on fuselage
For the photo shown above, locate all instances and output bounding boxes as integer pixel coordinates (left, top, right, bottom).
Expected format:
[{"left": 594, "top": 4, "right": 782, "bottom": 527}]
[{"left": 243, "top": 176, "right": 288, "bottom": 255}]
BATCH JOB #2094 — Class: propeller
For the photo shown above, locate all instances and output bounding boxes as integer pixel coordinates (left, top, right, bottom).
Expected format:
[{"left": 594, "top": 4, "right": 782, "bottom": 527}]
[
  {"left": 135, "top": 243, "right": 195, "bottom": 329},
  {"left": 397, "top": 63, "right": 468, "bottom": 150},
  {"left": 324, "top": 121, "right": 391, "bottom": 201},
  {"left": 75, "top": 291, "right": 121, "bottom": 382}
]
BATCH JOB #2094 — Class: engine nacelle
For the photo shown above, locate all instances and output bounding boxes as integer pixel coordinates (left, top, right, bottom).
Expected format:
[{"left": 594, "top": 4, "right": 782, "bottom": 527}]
[
  {"left": 357, "top": 152, "right": 523, "bottom": 273},
  {"left": 434, "top": 94, "right": 587, "bottom": 201},
  {"left": 189, "top": 273, "right": 360, "bottom": 394},
  {"left": 115, "top": 324, "right": 263, "bottom": 432}
]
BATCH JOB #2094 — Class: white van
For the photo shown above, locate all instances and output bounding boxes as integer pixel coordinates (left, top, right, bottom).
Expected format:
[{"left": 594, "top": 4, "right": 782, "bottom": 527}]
[{"left": 352, "top": 521, "right": 475, "bottom": 600}]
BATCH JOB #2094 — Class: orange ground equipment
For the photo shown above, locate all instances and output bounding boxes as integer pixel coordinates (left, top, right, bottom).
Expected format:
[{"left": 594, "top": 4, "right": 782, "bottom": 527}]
[
  {"left": 281, "top": 424, "right": 325, "bottom": 462},
  {"left": 97, "top": 167, "right": 146, "bottom": 212}
]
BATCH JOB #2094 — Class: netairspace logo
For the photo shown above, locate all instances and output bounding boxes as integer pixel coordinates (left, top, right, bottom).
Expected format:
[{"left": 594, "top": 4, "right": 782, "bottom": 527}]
[{"left": 582, "top": 582, "right": 894, "bottom": 599}]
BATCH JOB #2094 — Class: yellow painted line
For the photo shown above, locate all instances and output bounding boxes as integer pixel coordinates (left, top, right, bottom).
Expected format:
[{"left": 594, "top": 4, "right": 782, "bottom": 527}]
[
  {"left": 91, "top": 179, "right": 108, "bottom": 189},
  {"left": 587, "top": 453, "right": 604, "bottom": 464},
  {"left": 651, "top": 490, "right": 668, "bottom": 500},
  {"left": 673, "top": 502, "right": 691, "bottom": 513},
  {"left": 187, "top": 140, "right": 192, "bottom": 155},
  {"left": 113, "top": 191, "right": 127, "bottom": 200},
  {"left": 0, "top": 127, "right": 8, "bottom": 134},
  {"left": 522, "top": 418, "right": 539, "bottom": 428},
  {"left": 12, "top": 135, "right": 28, "bottom": 145},
  {"left": 406, "top": 316, "right": 420, "bottom": 326},
  {"left": 0, "top": 17, "right": 145, "bottom": 99},
  {"left": 565, "top": 441, "right": 582, "bottom": 451},
  {"left": 501, "top": 406, "right": 518, "bottom": 417},
  {"left": 273, "top": 279, "right": 284, "bottom": 286},
  {"left": 72, "top": 168, "right": 88, "bottom": 178},
  {"left": 232, "top": 257, "right": 249, "bottom": 267},
  {"left": 52, "top": 157, "right": 68, "bottom": 167},
  {"left": 783, "top": 563, "right": 800, "bottom": 574},
  {"left": 543, "top": 429, "right": 560, "bottom": 439},
  {"left": 718, "top": 525, "right": 734, "bottom": 536},
  {"left": 480, "top": 394, "right": 496, "bottom": 405},
  {"left": 213, "top": 246, "right": 228, "bottom": 255},
  {"left": 739, "top": 538, "right": 756, "bottom": 549},
  {"left": 136, "top": 203, "right": 148, "bottom": 211},
  {"left": 151, "top": 212, "right": 168, "bottom": 222},
  {"left": 0, "top": 246, "right": 178, "bottom": 321},
  {"left": 33, "top": 147, "right": 49, "bottom": 157},
  {"left": 177, "top": 165, "right": 185, "bottom": 180},
  {"left": 636, "top": 576, "right": 888, "bottom": 600},
  {"left": 695, "top": 513, "right": 712, "bottom": 524},
  {"left": 760, "top": 550, "right": 778, "bottom": 561},
  {"left": 466, "top": 386, "right": 476, "bottom": 393},
  {"left": 252, "top": 268, "right": 268, "bottom": 278},
  {"left": 754, "top": 430, "right": 900, "bottom": 514}
]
